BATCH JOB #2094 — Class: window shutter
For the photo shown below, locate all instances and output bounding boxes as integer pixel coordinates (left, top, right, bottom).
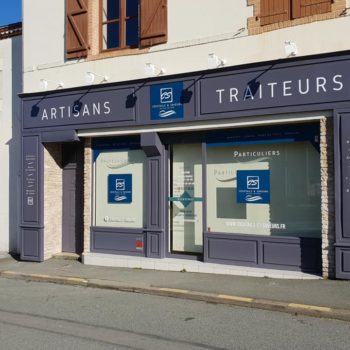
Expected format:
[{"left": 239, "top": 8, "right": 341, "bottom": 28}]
[
  {"left": 292, "top": 0, "right": 332, "bottom": 19},
  {"left": 140, "top": 0, "right": 167, "bottom": 48},
  {"left": 260, "top": 0, "right": 290, "bottom": 26},
  {"left": 66, "top": 0, "right": 89, "bottom": 59}
]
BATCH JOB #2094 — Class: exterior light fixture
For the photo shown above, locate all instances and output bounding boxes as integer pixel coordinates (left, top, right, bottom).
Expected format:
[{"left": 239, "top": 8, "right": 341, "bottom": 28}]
[
  {"left": 144, "top": 63, "right": 166, "bottom": 76},
  {"left": 39, "top": 79, "right": 64, "bottom": 90},
  {"left": 85, "top": 71, "right": 109, "bottom": 84},
  {"left": 284, "top": 41, "right": 298, "bottom": 57},
  {"left": 207, "top": 53, "right": 226, "bottom": 69}
]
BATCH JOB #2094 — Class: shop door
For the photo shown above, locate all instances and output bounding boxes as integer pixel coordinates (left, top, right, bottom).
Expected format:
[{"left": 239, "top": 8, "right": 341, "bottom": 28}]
[
  {"left": 169, "top": 143, "right": 203, "bottom": 254},
  {"left": 62, "top": 143, "right": 84, "bottom": 254}
]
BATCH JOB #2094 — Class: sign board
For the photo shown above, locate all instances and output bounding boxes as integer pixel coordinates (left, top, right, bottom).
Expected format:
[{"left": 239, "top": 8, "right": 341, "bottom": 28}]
[
  {"left": 108, "top": 174, "right": 132, "bottom": 204},
  {"left": 237, "top": 170, "right": 270, "bottom": 204},
  {"left": 150, "top": 82, "right": 184, "bottom": 120}
]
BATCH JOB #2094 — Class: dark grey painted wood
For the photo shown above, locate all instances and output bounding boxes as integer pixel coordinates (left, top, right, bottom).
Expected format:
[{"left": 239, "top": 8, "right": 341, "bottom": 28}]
[
  {"left": 41, "top": 130, "right": 80, "bottom": 143},
  {"left": 205, "top": 233, "right": 321, "bottom": 272},
  {"left": 91, "top": 227, "right": 145, "bottom": 256},
  {"left": 62, "top": 143, "right": 84, "bottom": 254},
  {"left": 335, "top": 111, "right": 350, "bottom": 278},
  {"left": 20, "top": 228, "right": 44, "bottom": 262},
  {"left": 20, "top": 135, "right": 44, "bottom": 262}
]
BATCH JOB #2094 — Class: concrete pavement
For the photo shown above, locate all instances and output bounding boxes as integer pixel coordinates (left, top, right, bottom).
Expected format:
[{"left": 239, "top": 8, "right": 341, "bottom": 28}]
[{"left": 0, "top": 256, "right": 349, "bottom": 321}]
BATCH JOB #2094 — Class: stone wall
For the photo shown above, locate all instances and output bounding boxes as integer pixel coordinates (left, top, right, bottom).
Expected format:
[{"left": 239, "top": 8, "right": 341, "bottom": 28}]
[
  {"left": 83, "top": 138, "right": 92, "bottom": 253},
  {"left": 320, "top": 117, "right": 335, "bottom": 278},
  {"left": 43, "top": 143, "right": 62, "bottom": 260}
]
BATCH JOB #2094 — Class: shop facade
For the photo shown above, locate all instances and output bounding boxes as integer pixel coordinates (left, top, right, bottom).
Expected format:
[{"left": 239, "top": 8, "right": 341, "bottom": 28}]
[{"left": 20, "top": 53, "right": 350, "bottom": 279}]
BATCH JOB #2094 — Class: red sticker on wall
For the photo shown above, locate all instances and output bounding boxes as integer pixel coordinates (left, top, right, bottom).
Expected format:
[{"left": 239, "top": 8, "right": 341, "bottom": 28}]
[{"left": 136, "top": 239, "right": 143, "bottom": 250}]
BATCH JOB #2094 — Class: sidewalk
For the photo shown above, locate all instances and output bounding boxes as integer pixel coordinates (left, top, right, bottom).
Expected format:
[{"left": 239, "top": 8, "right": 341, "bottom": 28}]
[{"left": 0, "top": 256, "right": 349, "bottom": 321}]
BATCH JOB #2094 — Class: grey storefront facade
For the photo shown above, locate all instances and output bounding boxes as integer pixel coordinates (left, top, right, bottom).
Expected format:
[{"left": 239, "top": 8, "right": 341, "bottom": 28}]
[{"left": 20, "top": 53, "right": 350, "bottom": 279}]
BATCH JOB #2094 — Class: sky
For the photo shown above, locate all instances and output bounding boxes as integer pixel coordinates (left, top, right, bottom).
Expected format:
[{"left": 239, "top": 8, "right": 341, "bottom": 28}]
[{"left": 0, "top": 0, "right": 22, "bottom": 26}]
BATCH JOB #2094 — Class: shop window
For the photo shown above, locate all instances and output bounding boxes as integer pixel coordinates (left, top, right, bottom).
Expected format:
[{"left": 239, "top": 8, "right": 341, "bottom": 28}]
[
  {"left": 93, "top": 138, "right": 147, "bottom": 228},
  {"left": 260, "top": 0, "right": 332, "bottom": 26},
  {"left": 206, "top": 125, "right": 321, "bottom": 238}
]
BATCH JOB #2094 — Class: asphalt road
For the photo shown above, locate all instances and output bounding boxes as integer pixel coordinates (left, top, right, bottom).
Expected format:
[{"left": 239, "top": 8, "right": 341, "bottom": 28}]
[{"left": 0, "top": 278, "right": 349, "bottom": 350}]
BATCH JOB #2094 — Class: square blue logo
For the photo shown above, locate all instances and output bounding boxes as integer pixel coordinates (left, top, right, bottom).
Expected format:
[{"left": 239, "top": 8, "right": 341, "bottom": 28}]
[
  {"left": 237, "top": 170, "right": 270, "bottom": 204},
  {"left": 150, "top": 82, "right": 184, "bottom": 120},
  {"left": 108, "top": 174, "right": 132, "bottom": 204}
]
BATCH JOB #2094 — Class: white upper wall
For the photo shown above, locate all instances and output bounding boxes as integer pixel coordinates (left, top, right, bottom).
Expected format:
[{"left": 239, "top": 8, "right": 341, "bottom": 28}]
[
  {"left": 22, "top": 0, "right": 350, "bottom": 93},
  {"left": 23, "top": 0, "right": 65, "bottom": 69},
  {"left": 0, "top": 35, "right": 22, "bottom": 253}
]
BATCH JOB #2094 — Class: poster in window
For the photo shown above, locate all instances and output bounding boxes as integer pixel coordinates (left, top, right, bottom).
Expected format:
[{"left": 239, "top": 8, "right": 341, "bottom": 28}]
[{"left": 237, "top": 170, "right": 270, "bottom": 204}]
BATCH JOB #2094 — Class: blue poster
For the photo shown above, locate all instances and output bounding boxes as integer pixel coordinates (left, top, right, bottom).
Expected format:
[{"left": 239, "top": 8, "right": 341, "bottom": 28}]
[
  {"left": 150, "top": 82, "right": 184, "bottom": 120},
  {"left": 237, "top": 170, "right": 270, "bottom": 204},
  {"left": 108, "top": 174, "right": 132, "bottom": 204}
]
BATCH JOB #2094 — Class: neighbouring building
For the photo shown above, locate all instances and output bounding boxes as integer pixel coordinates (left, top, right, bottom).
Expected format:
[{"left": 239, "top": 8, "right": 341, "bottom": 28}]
[
  {"left": 20, "top": 0, "right": 350, "bottom": 279},
  {"left": 0, "top": 22, "right": 22, "bottom": 258}
]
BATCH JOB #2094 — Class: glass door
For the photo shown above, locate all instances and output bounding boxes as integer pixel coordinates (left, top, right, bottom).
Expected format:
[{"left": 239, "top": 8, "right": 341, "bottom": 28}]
[{"left": 169, "top": 143, "right": 203, "bottom": 254}]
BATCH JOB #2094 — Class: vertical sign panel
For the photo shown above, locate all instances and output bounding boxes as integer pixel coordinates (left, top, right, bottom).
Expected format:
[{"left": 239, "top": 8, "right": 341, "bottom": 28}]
[{"left": 22, "top": 136, "right": 39, "bottom": 223}]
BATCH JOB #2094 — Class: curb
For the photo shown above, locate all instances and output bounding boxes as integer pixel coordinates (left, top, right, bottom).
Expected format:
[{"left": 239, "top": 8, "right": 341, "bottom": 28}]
[{"left": 1, "top": 270, "right": 349, "bottom": 322}]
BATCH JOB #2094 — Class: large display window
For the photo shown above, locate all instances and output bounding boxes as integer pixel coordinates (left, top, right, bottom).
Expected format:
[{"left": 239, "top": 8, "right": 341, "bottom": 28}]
[
  {"left": 93, "top": 137, "right": 147, "bottom": 229},
  {"left": 206, "top": 124, "right": 321, "bottom": 238}
]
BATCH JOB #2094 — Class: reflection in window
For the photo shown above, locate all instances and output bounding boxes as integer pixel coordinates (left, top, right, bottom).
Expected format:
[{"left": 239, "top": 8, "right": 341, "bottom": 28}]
[{"left": 206, "top": 136, "right": 321, "bottom": 238}]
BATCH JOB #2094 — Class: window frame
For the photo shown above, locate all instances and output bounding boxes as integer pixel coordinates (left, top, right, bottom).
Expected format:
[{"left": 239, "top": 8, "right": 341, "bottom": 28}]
[{"left": 99, "top": 0, "right": 140, "bottom": 52}]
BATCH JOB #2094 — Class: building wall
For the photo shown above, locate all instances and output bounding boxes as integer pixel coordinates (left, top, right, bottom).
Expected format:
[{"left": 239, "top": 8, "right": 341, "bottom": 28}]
[
  {"left": 84, "top": 138, "right": 92, "bottom": 253},
  {"left": 0, "top": 35, "right": 22, "bottom": 254},
  {"left": 43, "top": 144, "right": 63, "bottom": 259},
  {"left": 22, "top": 0, "right": 350, "bottom": 93}
]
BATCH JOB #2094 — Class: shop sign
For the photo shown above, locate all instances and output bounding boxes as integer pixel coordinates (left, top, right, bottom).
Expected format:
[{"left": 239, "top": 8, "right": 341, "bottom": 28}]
[
  {"left": 108, "top": 174, "right": 132, "bottom": 204},
  {"left": 237, "top": 170, "right": 270, "bottom": 204},
  {"left": 150, "top": 82, "right": 184, "bottom": 120}
]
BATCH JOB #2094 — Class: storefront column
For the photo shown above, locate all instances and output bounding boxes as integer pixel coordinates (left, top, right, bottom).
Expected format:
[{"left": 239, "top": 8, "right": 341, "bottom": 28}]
[
  {"left": 20, "top": 135, "right": 44, "bottom": 261},
  {"left": 334, "top": 111, "right": 350, "bottom": 279},
  {"left": 141, "top": 133, "right": 166, "bottom": 258}
]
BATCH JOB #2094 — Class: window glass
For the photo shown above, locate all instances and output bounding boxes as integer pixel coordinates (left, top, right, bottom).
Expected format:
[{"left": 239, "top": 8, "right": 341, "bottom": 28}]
[
  {"left": 94, "top": 144, "right": 147, "bottom": 228},
  {"left": 103, "top": 0, "right": 120, "bottom": 21},
  {"left": 103, "top": 23, "right": 120, "bottom": 50},
  {"left": 126, "top": 0, "right": 138, "bottom": 17},
  {"left": 126, "top": 19, "right": 138, "bottom": 47},
  {"left": 169, "top": 144, "right": 203, "bottom": 254},
  {"left": 206, "top": 125, "right": 321, "bottom": 238}
]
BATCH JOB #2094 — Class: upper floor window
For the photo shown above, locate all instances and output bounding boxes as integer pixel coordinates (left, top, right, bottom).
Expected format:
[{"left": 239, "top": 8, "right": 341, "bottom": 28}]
[
  {"left": 66, "top": 0, "right": 168, "bottom": 60},
  {"left": 102, "top": 0, "right": 139, "bottom": 50},
  {"left": 260, "top": 0, "right": 332, "bottom": 26}
]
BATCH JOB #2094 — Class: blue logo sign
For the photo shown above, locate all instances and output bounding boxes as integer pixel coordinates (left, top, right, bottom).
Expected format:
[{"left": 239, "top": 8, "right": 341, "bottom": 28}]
[
  {"left": 237, "top": 170, "right": 270, "bottom": 204},
  {"left": 108, "top": 174, "right": 132, "bottom": 204},
  {"left": 150, "top": 82, "right": 184, "bottom": 120}
]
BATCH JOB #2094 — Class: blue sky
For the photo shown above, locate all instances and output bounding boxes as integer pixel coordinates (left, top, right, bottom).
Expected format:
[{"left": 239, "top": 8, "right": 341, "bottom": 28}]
[{"left": 0, "top": 0, "right": 22, "bottom": 26}]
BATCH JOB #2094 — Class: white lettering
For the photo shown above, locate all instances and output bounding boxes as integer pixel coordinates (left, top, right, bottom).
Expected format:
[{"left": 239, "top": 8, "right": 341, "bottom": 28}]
[
  {"left": 82, "top": 104, "right": 90, "bottom": 116},
  {"left": 216, "top": 89, "right": 225, "bottom": 104},
  {"left": 230, "top": 88, "right": 238, "bottom": 102},
  {"left": 244, "top": 85, "right": 254, "bottom": 100},
  {"left": 92, "top": 102, "right": 101, "bottom": 115},
  {"left": 104, "top": 101, "right": 111, "bottom": 114},
  {"left": 41, "top": 109, "right": 48, "bottom": 120},
  {"left": 267, "top": 82, "right": 277, "bottom": 98},
  {"left": 59, "top": 106, "right": 65, "bottom": 118},
  {"left": 283, "top": 81, "right": 292, "bottom": 96},
  {"left": 298, "top": 79, "right": 309, "bottom": 95},
  {"left": 316, "top": 77, "right": 327, "bottom": 93},
  {"left": 50, "top": 108, "right": 57, "bottom": 119},
  {"left": 258, "top": 84, "right": 263, "bottom": 99},
  {"left": 333, "top": 74, "right": 343, "bottom": 91},
  {"left": 73, "top": 104, "right": 80, "bottom": 117}
]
